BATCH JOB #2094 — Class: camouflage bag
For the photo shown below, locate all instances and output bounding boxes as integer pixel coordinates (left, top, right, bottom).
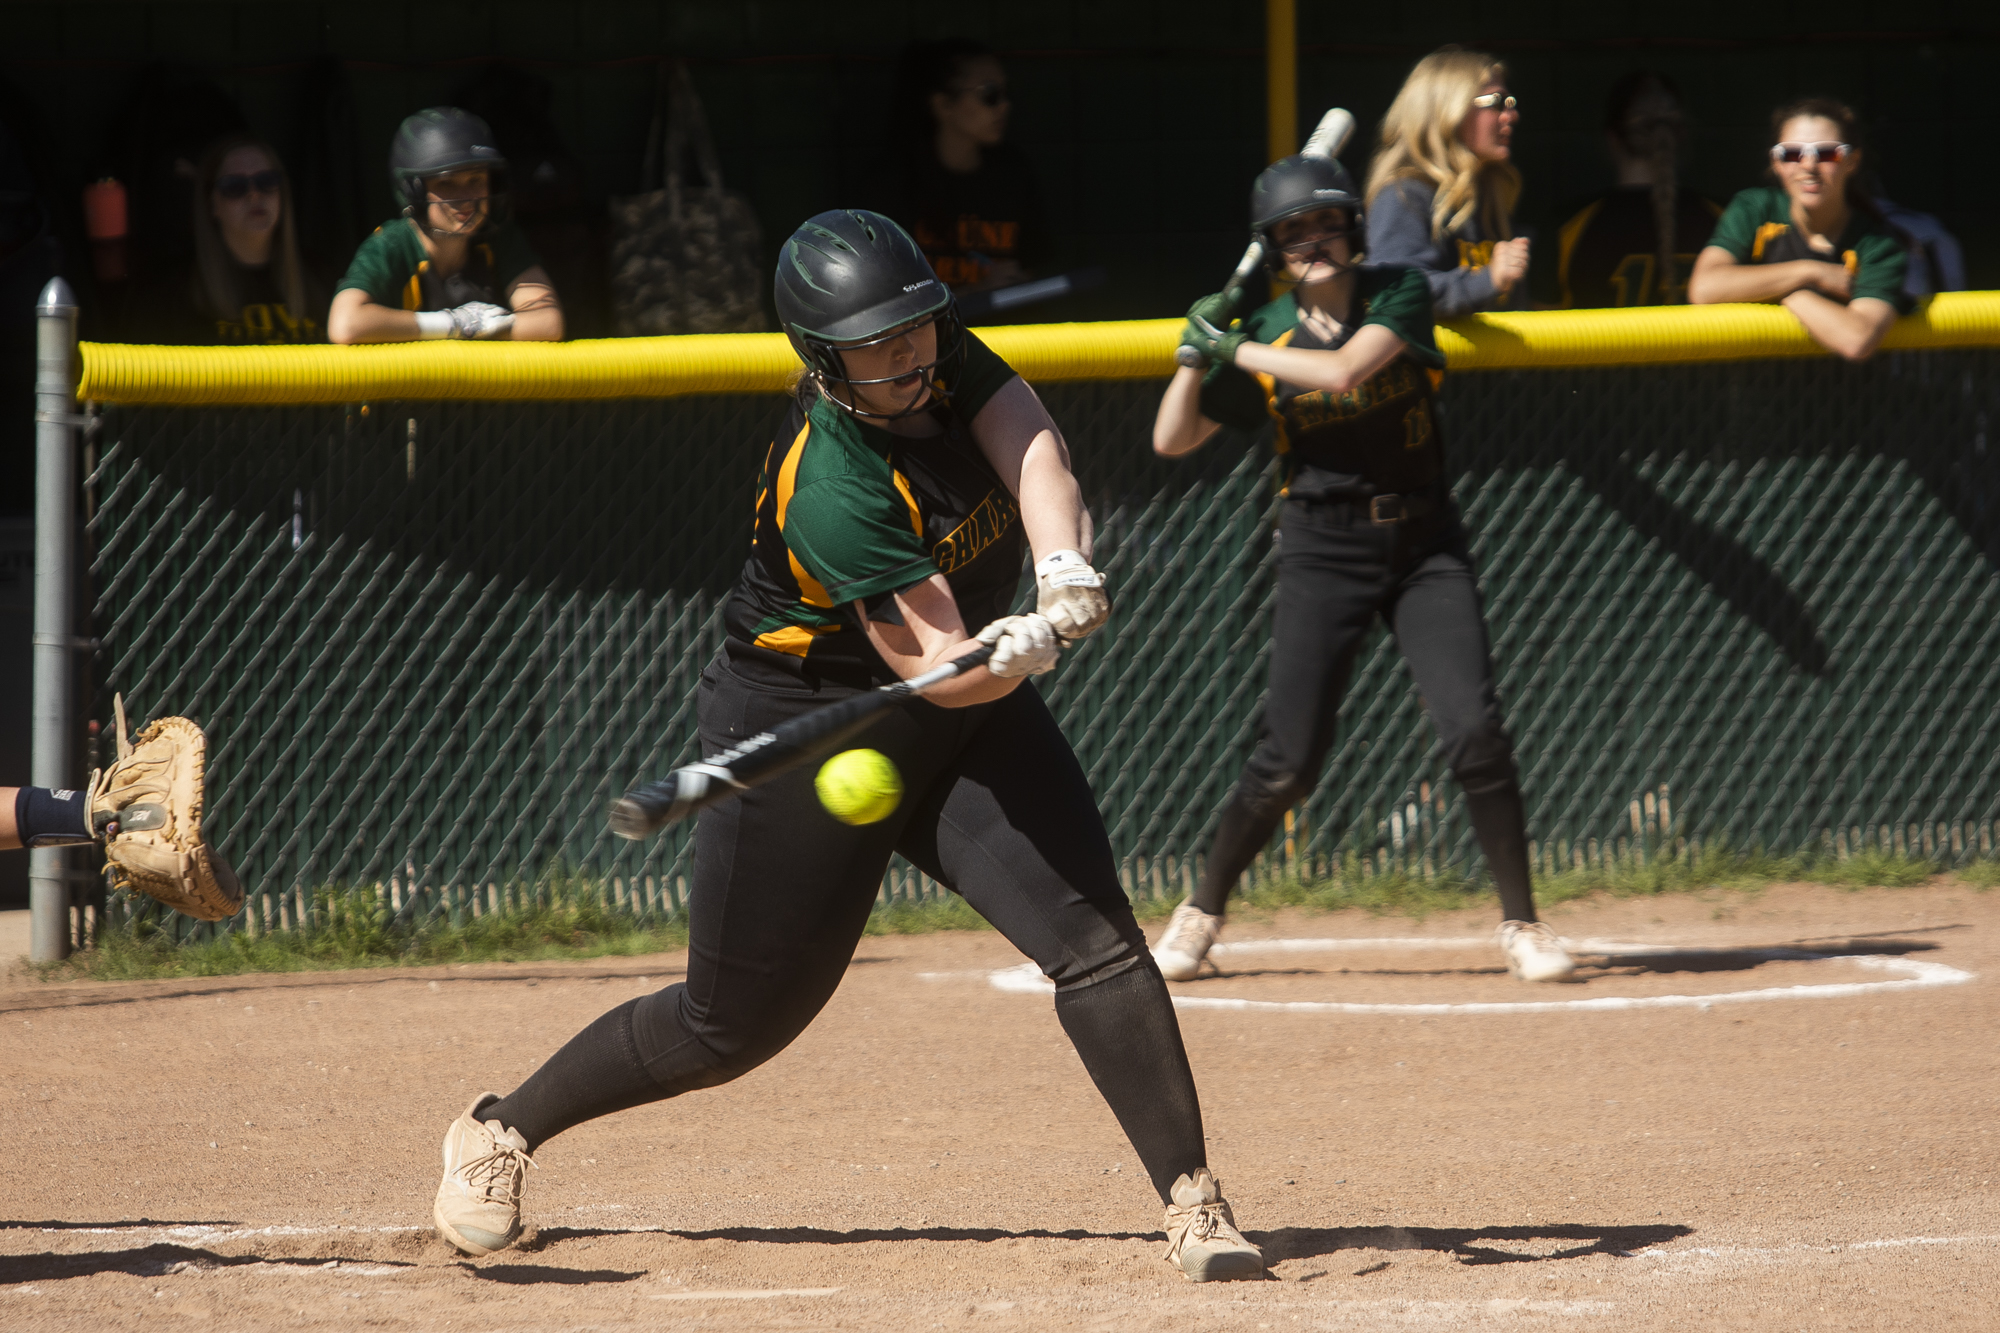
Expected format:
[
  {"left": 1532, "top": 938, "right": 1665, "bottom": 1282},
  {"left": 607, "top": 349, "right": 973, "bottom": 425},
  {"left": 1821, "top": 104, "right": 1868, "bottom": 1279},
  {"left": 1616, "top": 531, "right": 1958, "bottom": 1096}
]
[{"left": 609, "top": 61, "right": 766, "bottom": 336}]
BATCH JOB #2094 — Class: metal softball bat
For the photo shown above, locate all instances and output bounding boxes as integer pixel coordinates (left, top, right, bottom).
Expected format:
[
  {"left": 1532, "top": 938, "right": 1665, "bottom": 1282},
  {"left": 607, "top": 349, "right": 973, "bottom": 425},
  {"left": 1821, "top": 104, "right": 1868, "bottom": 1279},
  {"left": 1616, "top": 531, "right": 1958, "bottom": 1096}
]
[{"left": 607, "top": 641, "right": 998, "bottom": 838}]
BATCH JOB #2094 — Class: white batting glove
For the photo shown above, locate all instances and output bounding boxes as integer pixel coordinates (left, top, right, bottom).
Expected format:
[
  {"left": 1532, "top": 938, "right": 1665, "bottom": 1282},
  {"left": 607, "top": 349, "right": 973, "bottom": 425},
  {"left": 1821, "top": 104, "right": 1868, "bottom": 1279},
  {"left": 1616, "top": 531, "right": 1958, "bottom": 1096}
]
[
  {"left": 1034, "top": 549, "right": 1109, "bottom": 641},
  {"left": 447, "top": 301, "right": 515, "bottom": 339},
  {"left": 975, "top": 613, "right": 1060, "bottom": 678}
]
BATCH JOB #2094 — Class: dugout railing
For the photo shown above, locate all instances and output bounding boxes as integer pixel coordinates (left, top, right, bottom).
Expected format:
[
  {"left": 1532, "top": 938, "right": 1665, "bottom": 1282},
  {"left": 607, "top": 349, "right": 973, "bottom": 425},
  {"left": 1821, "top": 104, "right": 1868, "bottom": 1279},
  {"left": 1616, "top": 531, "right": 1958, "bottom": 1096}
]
[{"left": 34, "top": 293, "right": 2000, "bottom": 949}]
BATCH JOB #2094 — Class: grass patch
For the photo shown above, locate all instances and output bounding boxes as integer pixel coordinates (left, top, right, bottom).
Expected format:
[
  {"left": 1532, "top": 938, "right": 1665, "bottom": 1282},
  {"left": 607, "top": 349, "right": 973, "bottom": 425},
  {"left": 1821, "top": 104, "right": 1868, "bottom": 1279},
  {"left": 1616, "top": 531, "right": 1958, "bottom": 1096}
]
[
  {"left": 28, "top": 844, "right": 1982, "bottom": 983},
  {"left": 1140, "top": 842, "right": 1958, "bottom": 923},
  {"left": 1955, "top": 859, "right": 2000, "bottom": 890},
  {"left": 38, "top": 882, "right": 690, "bottom": 983}
]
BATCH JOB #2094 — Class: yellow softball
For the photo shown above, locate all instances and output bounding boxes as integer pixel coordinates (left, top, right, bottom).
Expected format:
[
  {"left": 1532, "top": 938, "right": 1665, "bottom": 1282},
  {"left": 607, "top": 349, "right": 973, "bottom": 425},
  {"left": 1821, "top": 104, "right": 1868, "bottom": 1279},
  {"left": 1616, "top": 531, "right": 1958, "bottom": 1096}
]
[{"left": 814, "top": 748, "right": 903, "bottom": 825}]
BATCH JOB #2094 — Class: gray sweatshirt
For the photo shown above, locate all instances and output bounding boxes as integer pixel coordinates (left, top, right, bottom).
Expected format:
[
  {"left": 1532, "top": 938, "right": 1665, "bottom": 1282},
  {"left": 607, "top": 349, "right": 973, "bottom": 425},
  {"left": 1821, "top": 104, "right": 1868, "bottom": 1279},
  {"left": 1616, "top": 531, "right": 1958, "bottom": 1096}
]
[{"left": 1365, "top": 178, "right": 1527, "bottom": 317}]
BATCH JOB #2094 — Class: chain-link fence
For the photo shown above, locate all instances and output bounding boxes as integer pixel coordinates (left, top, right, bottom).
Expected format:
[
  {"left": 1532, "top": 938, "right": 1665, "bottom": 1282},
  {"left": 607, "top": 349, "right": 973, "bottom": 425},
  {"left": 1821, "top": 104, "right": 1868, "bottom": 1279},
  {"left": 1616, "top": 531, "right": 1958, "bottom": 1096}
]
[{"left": 84, "top": 351, "right": 2000, "bottom": 934}]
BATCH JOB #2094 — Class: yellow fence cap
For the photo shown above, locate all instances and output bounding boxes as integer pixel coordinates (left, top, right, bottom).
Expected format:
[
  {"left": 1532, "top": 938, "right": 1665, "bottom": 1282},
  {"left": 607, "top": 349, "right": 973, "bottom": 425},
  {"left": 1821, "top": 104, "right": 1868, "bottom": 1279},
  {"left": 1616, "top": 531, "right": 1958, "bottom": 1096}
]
[{"left": 76, "top": 293, "right": 2000, "bottom": 406}]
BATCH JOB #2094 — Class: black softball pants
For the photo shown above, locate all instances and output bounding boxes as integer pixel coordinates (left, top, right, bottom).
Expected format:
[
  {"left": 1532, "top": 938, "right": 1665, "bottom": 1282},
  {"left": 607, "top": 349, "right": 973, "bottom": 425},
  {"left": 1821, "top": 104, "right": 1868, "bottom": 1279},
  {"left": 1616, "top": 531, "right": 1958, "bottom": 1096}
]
[
  {"left": 485, "top": 657, "right": 1209, "bottom": 1204},
  {"left": 1190, "top": 492, "right": 1540, "bottom": 923}
]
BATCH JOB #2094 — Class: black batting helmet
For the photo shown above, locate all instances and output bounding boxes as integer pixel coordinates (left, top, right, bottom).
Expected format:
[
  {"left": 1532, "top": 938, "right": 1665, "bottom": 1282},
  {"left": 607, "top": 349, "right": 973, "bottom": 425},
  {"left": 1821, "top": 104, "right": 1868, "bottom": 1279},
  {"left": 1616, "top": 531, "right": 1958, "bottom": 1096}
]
[
  {"left": 774, "top": 209, "right": 962, "bottom": 420},
  {"left": 389, "top": 107, "right": 510, "bottom": 230},
  {"left": 1250, "top": 154, "right": 1364, "bottom": 259}
]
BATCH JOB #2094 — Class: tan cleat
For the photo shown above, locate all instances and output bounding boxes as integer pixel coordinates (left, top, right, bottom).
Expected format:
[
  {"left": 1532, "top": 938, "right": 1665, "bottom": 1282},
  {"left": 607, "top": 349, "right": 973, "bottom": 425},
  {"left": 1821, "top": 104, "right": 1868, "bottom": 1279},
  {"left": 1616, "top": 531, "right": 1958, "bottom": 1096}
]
[
  {"left": 1154, "top": 901, "right": 1224, "bottom": 982},
  {"left": 433, "top": 1094, "right": 535, "bottom": 1257},
  {"left": 1499, "top": 920, "right": 1576, "bottom": 982},
  {"left": 1163, "top": 1168, "right": 1264, "bottom": 1282}
]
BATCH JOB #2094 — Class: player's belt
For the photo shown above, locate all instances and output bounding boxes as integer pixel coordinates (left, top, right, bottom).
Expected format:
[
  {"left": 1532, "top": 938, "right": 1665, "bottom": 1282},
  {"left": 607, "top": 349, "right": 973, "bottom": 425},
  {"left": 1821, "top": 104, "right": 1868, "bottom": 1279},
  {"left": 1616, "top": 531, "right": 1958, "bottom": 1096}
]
[{"left": 1366, "top": 493, "right": 1435, "bottom": 525}]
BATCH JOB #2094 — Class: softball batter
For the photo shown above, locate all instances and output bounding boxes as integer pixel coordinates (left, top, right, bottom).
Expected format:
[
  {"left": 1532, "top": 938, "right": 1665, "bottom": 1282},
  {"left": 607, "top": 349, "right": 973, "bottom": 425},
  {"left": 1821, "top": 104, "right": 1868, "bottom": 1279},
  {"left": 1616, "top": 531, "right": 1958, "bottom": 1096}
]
[
  {"left": 1150, "top": 154, "right": 1574, "bottom": 985},
  {"left": 430, "top": 209, "right": 1263, "bottom": 1283}
]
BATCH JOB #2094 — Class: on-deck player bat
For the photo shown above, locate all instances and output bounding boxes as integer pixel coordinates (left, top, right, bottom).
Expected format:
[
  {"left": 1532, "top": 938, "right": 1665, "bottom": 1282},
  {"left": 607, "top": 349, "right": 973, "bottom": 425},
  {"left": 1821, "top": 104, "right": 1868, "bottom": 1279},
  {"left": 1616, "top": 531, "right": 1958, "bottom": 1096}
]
[
  {"left": 1175, "top": 106, "right": 1358, "bottom": 370},
  {"left": 608, "top": 642, "right": 998, "bottom": 838}
]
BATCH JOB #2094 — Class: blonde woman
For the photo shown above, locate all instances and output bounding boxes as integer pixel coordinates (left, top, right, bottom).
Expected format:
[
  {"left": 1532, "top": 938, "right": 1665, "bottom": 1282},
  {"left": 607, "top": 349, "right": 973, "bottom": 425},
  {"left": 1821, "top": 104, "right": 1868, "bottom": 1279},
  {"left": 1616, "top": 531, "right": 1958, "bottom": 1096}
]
[
  {"left": 1687, "top": 98, "right": 1909, "bottom": 361},
  {"left": 132, "top": 134, "right": 322, "bottom": 343},
  {"left": 1365, "top": 46, "right": 1529, "bottom": 316}
]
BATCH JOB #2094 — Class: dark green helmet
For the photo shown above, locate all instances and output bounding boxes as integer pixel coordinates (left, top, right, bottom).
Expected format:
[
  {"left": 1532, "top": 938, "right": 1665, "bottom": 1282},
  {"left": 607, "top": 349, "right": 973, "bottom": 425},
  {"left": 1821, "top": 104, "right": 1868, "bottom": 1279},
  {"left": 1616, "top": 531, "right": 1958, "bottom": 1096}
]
[
  {"left": 389, "top": 107, "right": 509, "bottom": 229},
  {"left": 774, "top": 209, "right": 961, "bottom": 419},
  {"left": 1249, "top": 154, "right": 1363, "bottom": 253}
]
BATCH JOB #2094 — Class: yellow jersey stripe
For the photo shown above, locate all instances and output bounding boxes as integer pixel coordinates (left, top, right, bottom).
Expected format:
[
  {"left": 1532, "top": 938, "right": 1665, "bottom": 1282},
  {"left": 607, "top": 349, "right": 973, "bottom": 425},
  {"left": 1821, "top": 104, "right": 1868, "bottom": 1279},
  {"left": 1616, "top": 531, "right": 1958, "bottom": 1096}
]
[
  {"left": 890, "top": 468, "right": 923, "bottom": 536},
  {"left": 1254, "top": 326, "right": 1298, "bottom": 455},
  {"left": 774, "top": 421, "right": 835, "bottom": 608},
  {"left": 753, "top": 624, "right": 836, "bottom": 657}
]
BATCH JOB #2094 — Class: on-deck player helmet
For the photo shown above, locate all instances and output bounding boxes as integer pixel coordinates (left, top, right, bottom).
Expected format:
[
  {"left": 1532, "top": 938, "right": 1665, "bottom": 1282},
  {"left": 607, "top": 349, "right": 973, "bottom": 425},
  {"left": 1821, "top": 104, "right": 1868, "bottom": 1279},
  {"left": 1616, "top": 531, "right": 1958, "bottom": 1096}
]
[
  {"left": 774, "top": 209, "right": 963, "bottom": 420},
  {"left": 1249, "top": 154, "right": 1363, "bottom": 266},
  {"left": 389, "top": 107, "right": 510, "bottom": 233}
]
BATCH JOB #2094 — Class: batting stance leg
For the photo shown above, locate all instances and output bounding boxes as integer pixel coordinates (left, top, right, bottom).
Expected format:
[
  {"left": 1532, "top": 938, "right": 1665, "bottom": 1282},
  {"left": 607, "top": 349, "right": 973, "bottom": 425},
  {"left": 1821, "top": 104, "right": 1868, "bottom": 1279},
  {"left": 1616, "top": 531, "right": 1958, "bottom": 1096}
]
[{"left": 435, "top": 668, "right": 1250, "bottom": 1273}]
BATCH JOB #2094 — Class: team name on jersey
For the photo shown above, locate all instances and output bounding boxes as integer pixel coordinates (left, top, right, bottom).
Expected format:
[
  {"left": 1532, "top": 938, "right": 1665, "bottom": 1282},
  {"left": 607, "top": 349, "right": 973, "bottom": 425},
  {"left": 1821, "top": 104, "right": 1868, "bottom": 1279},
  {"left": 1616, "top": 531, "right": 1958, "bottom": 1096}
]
[
  {"left": 929, "top": 489, "right": 1020, "bottom": 576},
  {"left": 1284, "top": 359, "right": 1430, "bottom": 433}
]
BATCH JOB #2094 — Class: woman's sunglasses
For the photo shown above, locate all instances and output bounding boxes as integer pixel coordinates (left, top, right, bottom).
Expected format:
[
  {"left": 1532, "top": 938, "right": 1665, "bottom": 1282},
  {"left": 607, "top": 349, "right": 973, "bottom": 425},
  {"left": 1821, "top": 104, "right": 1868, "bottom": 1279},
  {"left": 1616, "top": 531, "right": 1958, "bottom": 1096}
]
[
  {"left": 959, "top": 82, "right": 1009, "bottom": 109},
  {"left": 1770, "top": 141, "right": 1851, "bottom": 166},
  {"left": 215, "top": 169, "right": 283, "bottom": 200},
  {"left": 1470, "top": 93, "right": 1517, "bottom": 111}
]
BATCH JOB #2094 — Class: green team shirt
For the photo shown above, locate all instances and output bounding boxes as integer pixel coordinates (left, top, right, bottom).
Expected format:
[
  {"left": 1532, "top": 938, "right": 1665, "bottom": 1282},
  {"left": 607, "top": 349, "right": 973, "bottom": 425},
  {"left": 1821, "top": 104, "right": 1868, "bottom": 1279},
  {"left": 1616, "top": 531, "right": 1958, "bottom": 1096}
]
[
  {"left": 334, "top": 217, "right": 542, "bottom": 312},
  {"left": 722, "top": 330, "right": 1025, "bottom": 688},
  {"left": 1197, "top": 265, "right": 1448, "bottom": 498},
  {"left": 1707, "top": 187, "right": 1912, "bottom": 313}
]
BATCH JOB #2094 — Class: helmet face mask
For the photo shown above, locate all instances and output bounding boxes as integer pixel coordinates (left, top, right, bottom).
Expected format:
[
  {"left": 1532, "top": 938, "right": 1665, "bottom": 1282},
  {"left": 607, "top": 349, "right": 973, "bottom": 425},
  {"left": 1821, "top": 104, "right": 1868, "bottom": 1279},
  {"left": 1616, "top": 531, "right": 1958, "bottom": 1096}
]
[
  {"left": 412, "top": 167, "right": 503, "bottom": 239},
  {"left": 775, "top": 210, "right": 963, "bottom": 422},
  {"left": 1269, "top": 208, "right": 1361, "bottom": 277},
  {"left": 1250, "top": 155, "right": 1365, "bottom": 276},
  {"left": 389, "top": 108, "right": 511, "bottom": 237},
  {"left": 802, "top": 309, "right": 966, "bottom": 421}
]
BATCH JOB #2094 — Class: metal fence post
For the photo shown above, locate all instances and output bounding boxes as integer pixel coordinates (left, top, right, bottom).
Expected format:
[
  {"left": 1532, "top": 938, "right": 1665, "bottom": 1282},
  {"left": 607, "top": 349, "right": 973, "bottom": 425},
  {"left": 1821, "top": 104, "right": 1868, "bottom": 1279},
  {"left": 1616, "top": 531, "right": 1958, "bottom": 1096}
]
[{"left": 31, "top": 277, "right": 79, "bottom": 962}]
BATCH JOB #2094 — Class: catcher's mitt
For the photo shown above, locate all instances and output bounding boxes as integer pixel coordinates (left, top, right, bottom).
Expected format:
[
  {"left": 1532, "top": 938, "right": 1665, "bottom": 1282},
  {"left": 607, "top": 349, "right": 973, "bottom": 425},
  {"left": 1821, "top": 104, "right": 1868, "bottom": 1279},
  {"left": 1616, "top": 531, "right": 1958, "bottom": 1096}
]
[{"left": 88, "top": 695, "right": 243, "bottom": 921}]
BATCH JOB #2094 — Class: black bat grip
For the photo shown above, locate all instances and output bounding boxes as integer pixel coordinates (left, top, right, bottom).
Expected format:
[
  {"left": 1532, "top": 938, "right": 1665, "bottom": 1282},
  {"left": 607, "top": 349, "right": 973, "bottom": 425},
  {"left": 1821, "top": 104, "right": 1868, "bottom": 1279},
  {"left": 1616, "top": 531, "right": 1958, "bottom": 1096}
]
[{"left": 609, "top": 640, "right": 999, "bottom": 839}]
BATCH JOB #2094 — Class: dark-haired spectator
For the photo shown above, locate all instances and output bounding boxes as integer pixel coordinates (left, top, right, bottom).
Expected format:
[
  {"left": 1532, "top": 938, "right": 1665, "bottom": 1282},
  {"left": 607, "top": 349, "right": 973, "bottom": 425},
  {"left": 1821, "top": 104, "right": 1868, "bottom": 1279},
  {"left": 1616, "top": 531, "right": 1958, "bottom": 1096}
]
[
  {"left": 1688, "top": 98, "right": 1909, "bottom": 361},
  {"left": 328, "top": 107, "right": 562, "bottom": 343},
  {"left": 864, "top": 40, "right": 1052, "bottom": 294},
  {"left": 1365, "top": 46, "right": 1529, "bottom": 316},
  {"left": 1556, "top": 73, "right": 1721, "bottom": 307}
]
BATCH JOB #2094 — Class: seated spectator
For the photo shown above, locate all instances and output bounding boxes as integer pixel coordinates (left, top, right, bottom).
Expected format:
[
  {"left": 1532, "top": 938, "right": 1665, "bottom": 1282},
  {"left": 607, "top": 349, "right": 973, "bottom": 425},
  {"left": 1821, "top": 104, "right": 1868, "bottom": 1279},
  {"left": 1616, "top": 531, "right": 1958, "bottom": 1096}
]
[
  {"left": 1687, "top": 98, "right": 1908, "bottom": 361},
  {"left": 115, "top": 135, "right": 322, "bottom": 344},
  {"left": 328, "top": 107, "right": 562, "bottom": 343},
  {"left": 1557, "top": 73, "right": 1721, "bottom": 308},
  {"left": 863, "top": 39, "right": 1052, "bottom": 295},
  {"left": 1365, "top": 45, "right": 1529, "bottom": 317}
]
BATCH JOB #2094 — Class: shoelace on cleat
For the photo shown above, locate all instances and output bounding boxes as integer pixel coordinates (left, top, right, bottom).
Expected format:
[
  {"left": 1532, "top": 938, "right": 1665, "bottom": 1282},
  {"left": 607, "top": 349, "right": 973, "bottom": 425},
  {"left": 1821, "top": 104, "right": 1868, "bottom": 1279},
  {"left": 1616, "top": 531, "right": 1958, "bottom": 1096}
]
[
  {"left": 458, "top": 1132, "right": 537, "bottom": 1205},
  {"left": 1163, "top": 1197, "right": 1238, "bottom": 1262}
]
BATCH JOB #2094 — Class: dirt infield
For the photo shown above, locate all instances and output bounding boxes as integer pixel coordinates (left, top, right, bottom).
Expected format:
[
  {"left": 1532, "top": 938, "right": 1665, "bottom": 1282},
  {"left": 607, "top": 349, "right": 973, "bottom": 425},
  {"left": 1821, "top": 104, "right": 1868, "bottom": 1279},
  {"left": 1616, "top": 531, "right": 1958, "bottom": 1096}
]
[{"left": 2, "top": 881, "right": 1995, "bottom": 1330}]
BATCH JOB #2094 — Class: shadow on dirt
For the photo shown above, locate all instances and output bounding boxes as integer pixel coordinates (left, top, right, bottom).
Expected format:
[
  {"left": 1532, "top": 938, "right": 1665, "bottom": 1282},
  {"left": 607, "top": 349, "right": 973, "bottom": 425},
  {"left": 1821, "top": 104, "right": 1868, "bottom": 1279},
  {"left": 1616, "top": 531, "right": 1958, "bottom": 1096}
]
[
  {"left": 0, "top": 1219, "right": 237, "bottom": 1231},
  {"left": 1257, "top": 1222, "right": 1695, "bottom": 1266},
  {"left": 1190, "top": 936, "right": 1947, "bottom": 984},
  {"left": 0, "top": 1243, "right": 419, "bottom": 1283},
  {"left": 467, "top": 1262, "right": 647, "bottom": 1284},
  {"left": 1577, "top": 940, "right": 1939, "bottom": 978},
  {"left": 532, "top": 1224, "right": 1160, "bottom": 1246}
]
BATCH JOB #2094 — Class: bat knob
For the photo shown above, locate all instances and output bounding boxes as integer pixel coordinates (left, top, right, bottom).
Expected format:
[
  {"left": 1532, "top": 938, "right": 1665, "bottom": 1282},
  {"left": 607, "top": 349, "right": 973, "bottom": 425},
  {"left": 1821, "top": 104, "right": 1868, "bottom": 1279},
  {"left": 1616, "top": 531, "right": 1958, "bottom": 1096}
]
[
  {"left": 1174, "top": 344, "right": 1208, "bottom": 369},
  {"left": 608, "top": 795, "right": 664, "bottom": 840}
]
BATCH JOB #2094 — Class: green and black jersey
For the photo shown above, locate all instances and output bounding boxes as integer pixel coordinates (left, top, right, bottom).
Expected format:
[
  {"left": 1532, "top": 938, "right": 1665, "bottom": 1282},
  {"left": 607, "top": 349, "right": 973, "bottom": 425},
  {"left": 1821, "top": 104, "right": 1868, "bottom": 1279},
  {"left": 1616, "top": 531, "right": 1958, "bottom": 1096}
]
[
  {"left": 723, "top": 331, "right": 1025, "bottom": 688},
  {"left": 334, "top": 217, "right": 542, "bottom": 312},
  {"left": 1707, "top": 187, "right": 1912, "bottom": 313},
  {"left": 1556, "top": 186, "right": 1723, "bottom": 307},
  {"left": 1197, "top": 266, "right": 1447, "bottom": 499}
]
